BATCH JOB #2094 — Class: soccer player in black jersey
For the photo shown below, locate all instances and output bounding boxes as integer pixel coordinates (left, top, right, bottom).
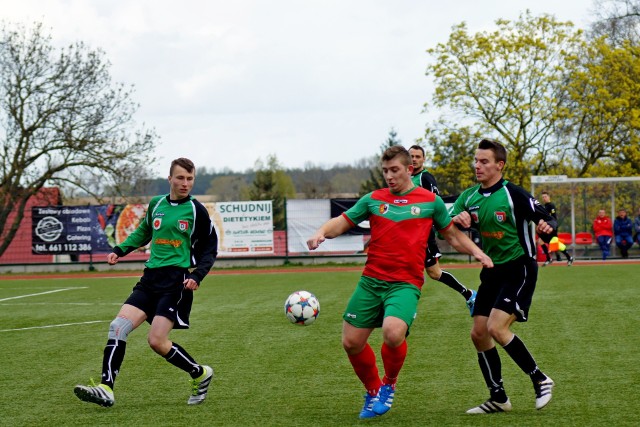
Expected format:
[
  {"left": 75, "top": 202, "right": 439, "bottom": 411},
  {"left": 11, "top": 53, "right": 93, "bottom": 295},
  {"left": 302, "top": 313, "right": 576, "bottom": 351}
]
[
  {"left": 74, "top": 158, "right": 218, "bottom": 407},
  {"left": 451, "top": 140, "right": 556, "bottom": 414},
  {"left": 408, "top": 145, "right": 476, "bottom": 314},
  {"left": 538, "top": 191, "right": 573, "bottom": 266}
]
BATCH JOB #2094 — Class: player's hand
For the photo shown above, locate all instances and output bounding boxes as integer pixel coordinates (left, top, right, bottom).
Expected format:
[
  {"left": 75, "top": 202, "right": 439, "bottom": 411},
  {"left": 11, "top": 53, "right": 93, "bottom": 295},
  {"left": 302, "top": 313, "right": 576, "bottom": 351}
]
[
  {"left": 307, "top": 234, "right": 325, "bottom": 250},
  {"left": 107, "top": 252, "right": 119, "bottom": 265},
  {"left": 475, "top": 251, "right": 493, "bottom": 268},
  {"left": 183, "top": 277, "right": 200, "bottom": 290},
  {"left": 536, "top": 219, "right": 553, "bottom": 235},
  {"left": 452, "top": 211, "right": 472, "bottom": 228}
]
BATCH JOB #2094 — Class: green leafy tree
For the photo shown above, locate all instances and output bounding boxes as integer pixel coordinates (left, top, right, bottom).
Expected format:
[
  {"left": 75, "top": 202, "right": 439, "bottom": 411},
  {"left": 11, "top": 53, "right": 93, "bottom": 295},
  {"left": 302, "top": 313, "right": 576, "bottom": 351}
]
[
  {"left": 426, "top": 12, "right": 585, "bottom": 186},
  {"left": 424, "top": 124, "right": 481, "bottom": 196},
  {"left": 247, "top": 154, "right": 296, "bottom": 230},
  {"left": 0, "top": 22, "right": 157, "bottom": 257},
  {"left": 207, "top": 175, "right": 250, "bottom": 201},
  {"left": 561, "top": 37, "right": 640, "bottom": 176},
  {"left": 359, "top": 128, "right": 401, "bottom": 195}
]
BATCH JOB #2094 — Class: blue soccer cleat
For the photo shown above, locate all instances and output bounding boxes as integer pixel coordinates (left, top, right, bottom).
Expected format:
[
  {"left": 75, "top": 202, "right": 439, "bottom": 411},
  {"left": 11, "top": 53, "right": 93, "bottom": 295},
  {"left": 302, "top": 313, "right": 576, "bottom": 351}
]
[
  {"left": 359, "top": 393, "right": 379, "bottom": 419},
  {"left": 466, "top": 289, "right": 477, "bottom": 316},
  {"left": 372, "top": 384, "right": 395, "bottom": 415}
]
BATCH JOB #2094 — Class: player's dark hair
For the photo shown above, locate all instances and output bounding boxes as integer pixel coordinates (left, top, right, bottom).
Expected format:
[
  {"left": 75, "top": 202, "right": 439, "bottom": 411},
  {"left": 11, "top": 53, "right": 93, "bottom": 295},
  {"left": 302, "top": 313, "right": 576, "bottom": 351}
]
[
  {"left": 478, "top": 139, "right": 507, "bottom": 164},
  {"left": 381, "top": 145, "right": 411, "bottom": 166},
  {"left": 408, "top": 144, "right": 425, "bottom": 156},
  {"left": 170, "top": 158, "right": 195, "bottom": 176},
  {"left": 541, "top": 190, "right": 549, "bottom": 196}
]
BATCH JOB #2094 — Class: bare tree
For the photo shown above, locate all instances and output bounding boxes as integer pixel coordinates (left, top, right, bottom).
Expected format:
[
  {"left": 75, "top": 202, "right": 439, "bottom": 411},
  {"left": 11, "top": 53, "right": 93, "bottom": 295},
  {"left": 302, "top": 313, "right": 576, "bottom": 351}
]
[
  {"left": 0, "top": 22, "right": 158, "bottom": 257},
  {"left": 590, "top": 0, "right": 640, "bottom": 45}
]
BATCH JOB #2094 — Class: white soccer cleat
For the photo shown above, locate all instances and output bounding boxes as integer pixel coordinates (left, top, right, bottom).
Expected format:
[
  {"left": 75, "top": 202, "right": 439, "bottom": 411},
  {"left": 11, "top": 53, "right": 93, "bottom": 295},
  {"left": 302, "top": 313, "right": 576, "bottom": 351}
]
[
  {"left": 466, "top": 398, "right": 512, "bottom": 414},
  {"left": 534, "top": 377, "right": 555, "bottom": 410}
]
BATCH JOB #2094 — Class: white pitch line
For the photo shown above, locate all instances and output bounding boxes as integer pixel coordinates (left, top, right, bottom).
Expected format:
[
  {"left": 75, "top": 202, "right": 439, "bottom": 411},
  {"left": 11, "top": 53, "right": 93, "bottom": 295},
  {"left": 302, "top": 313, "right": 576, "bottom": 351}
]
[
  {"left": 0, "top": 287, "right": 87, "bottom": 302},
  {"left": 0, "top": 320, "right": 108, "bottom": 332}
]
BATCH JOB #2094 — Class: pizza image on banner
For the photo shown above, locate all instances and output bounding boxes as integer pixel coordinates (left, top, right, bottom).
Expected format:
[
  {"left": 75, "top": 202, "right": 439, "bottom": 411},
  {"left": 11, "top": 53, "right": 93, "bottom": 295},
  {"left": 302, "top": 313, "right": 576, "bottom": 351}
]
[{"left": 116, "top": 204, "right": 148, "bottom": 250}]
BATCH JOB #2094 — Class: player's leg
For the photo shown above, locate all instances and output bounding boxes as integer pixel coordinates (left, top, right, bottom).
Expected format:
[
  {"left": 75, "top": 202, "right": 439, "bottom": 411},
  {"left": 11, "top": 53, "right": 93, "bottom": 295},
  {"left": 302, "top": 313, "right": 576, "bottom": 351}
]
[
  {"left": 343, "top": 322, "right": 379, "bottom": 418},
  {"left": 466, "top": 269, "right": 512, "bottom": 414},
  {"left": 372, "top": 284, "right": 419, "bottom": 416},
  {"left": 153, "top": 284, "right": 213, "bottom": 405},
  {"left": 342, "top": 276, "right": 383, "bottom": 418},
  {"left": 425, "top": 238, "right": 476, "bottom": 312},
  {"left": 490, "top": 259, "right": 554, "bottom": 410},
  {"left": 74, "top": 303, "right": 146, "bottom": 407},
  {"left": 540, "top": 240, "right": 552, "bottom": 265},
  {"left": 466, "top": 314, "right": 511, "bottom": 414}
]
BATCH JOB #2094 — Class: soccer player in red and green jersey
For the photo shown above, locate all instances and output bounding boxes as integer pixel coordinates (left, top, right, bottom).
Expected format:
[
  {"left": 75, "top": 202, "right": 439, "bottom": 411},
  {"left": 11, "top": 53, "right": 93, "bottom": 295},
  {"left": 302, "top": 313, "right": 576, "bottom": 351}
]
[
  {"left": 307, "top": 146, "right": 492, "bottom": 419},
  {"left": 451, "top": 139, "right": 556, "bottom": 414}
]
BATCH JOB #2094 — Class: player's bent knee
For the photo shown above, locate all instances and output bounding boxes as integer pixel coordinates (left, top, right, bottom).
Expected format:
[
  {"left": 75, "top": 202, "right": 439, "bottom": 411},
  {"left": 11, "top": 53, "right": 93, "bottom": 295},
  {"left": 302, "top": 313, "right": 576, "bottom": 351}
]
[{"left": 108, "top": 316, "right": 134, "bottom": 342}]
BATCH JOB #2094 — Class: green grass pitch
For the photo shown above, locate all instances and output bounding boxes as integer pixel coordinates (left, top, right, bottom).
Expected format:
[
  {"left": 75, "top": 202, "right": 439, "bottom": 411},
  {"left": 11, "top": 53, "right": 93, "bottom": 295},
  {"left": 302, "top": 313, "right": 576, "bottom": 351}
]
[{"left": 1, "top": 263, "right": 639, "bottom": 426}]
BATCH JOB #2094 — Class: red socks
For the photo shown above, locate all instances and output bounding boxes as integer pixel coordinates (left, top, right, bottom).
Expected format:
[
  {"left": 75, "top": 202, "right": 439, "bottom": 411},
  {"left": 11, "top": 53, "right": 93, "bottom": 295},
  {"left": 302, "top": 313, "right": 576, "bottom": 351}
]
[
  {"left": 347, "top": 343, "right": 382, "bottom": 395},
  {"left": 381, "top": 340, "right": 407, "bottom": 386}
]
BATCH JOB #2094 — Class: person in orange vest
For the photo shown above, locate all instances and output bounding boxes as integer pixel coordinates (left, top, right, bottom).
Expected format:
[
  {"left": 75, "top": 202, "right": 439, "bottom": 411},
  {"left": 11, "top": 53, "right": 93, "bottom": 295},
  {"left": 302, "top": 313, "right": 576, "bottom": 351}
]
[{"left": 593, "top": 209, "right": 613, "bottom": 260}]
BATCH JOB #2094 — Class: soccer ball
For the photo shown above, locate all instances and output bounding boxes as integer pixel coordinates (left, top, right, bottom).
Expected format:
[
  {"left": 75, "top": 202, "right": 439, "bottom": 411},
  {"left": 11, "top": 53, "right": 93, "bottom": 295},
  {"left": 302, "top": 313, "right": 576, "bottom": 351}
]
[{"left": 284, "top": 290, "right": 320, "bottom": 326}]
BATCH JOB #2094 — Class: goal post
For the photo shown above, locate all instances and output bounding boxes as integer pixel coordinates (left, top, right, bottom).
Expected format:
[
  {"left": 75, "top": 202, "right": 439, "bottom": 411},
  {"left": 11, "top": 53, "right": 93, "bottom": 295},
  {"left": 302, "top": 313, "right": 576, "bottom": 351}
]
[{"left": 531, "top": 175, "right": 640, "bottom": 259}]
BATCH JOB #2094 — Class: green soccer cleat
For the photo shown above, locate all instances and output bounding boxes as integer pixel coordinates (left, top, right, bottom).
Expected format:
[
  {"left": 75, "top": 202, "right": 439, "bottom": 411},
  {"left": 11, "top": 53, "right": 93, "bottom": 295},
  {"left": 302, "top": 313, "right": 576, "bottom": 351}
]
[
  {"left": 187, "top": 365, "right": 213, "bottom": 405},
  {"left": 74, "top": 382, "right": 114, "bottom": 407}
]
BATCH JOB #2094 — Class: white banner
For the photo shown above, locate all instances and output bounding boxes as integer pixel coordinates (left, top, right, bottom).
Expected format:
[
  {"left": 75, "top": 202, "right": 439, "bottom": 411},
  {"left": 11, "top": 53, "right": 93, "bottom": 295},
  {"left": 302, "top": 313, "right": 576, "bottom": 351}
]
[
  {"left": 286, "top": 199, "right": 364, "bottom": 254},
  {"left": 205, "top": 201, "right": 274, "bottom": 256}
]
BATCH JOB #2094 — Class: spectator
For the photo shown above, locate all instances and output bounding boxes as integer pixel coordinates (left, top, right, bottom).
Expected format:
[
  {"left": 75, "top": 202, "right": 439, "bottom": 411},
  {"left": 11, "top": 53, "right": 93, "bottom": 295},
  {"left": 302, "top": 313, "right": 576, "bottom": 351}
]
[
  {"left": 634, "top": 207, "right": 640, "bottom": 247},
  {"left": 593, "top": 209, "right": 613, "bottom": 260},
  {"left": 614, "top": 208, "right": 633, "bottom": 259}
]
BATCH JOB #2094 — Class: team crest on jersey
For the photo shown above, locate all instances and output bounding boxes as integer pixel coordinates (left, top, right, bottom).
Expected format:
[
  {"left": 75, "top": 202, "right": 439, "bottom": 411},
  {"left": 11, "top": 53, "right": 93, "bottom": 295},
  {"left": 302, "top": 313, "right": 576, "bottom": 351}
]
[
  {"left": 379, "top": 203, "right": 389, "bottom": 214},
  {"left": 178, "top": 220, "right": 189, "bottom": 232},
  {"left": 153, "top": 217, "right": 162, "bottom": 230},
  {"left": 411, "top": 206, "right": 421, "bottom": 216},
  {"left": 471, "top": 212, "right": 479, "bottom": 223},
  {"left": 494, "top": 211, "right": 507, "bottom": 223}
]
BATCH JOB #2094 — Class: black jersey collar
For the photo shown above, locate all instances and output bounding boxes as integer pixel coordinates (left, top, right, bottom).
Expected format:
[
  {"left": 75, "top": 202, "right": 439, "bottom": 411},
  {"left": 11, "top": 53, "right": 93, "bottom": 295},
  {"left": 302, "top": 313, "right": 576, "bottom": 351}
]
[{"left": 478, "top": 178, "right": 506, "bottom": 196}]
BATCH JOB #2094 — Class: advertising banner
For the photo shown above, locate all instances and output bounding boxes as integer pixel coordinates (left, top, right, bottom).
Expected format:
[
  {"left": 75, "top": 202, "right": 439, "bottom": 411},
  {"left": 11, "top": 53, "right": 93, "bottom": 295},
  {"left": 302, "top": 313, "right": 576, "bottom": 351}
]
[
  {"left": 32, "top": 206, "right": 94, "bottom": 254},
  {"left": 205, "top": 201, "right": 274, "bottom": 256}
]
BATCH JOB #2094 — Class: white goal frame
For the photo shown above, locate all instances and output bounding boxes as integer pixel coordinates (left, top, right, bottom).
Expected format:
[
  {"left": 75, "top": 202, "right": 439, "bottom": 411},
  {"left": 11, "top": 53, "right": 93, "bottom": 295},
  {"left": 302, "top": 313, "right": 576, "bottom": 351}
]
[{"left": 531, "top": 175, "right": 640, "bottom": 258}]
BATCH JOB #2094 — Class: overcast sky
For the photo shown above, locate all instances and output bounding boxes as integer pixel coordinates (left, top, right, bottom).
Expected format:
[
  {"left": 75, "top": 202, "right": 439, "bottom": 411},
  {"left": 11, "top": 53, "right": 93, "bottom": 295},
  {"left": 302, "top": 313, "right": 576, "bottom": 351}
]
[{"left": 3, "top": 0, "right": 594, "bottom": 174}]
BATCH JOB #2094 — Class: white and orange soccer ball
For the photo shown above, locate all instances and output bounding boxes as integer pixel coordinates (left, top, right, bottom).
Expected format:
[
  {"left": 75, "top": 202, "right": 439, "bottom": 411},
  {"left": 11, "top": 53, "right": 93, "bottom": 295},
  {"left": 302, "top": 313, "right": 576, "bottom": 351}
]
[{"left": 284, "top": 290, "right": 320, "bottom": 326}]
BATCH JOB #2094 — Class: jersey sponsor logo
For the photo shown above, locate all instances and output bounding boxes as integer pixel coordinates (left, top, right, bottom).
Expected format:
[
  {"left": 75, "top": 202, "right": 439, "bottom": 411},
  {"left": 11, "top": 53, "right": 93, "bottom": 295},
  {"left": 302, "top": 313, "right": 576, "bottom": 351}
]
[
  {"left": 411, "top": 206, "right": 421, "bottom": 216},
  {"left": 494, "top": 211, "right": 507, "bottom": 223},
  {"left": 481, "top": 230, "right": 505, "bottom": 239},
  {"left": 154, "top": 238, "right": 183, "bottom": 248},
  {"left": 178, "top": 220, "right": 189, "bottom": 232},
  {"left": 393, "top": 199, "right": 408, "bottom": 204},
  {"left": 379, "top": 203, "right": 389, "bottom": 214},
  {"left": 153, "top": 217, "right": 162, "bottom": 230}
]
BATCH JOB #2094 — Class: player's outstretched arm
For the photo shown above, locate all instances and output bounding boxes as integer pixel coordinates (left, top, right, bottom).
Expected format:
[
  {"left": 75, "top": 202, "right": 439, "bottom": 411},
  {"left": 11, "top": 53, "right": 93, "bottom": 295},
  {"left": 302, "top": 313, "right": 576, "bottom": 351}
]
[
  {"left": 307, "top": 216, "right": 352, "bottom": 250},
  {"left": 440, "top": 225, "right": 493, "bottom": 268}
]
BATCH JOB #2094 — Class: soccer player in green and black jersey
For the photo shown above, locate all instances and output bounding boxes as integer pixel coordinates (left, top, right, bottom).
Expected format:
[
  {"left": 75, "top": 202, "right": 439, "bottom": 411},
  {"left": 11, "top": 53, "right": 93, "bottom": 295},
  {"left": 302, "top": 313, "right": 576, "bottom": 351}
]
[
  {"left": 308, "top": 146, "right": 492, "bottom": 419},
  {"left": 74, "top": 158, "right": 218, "bottom": 408},
  {"left": 409, "top": 145, "right": 477, "bottom": 314},
  {"left": 451, "top": 139, "right": 556, "bottom": 414}
]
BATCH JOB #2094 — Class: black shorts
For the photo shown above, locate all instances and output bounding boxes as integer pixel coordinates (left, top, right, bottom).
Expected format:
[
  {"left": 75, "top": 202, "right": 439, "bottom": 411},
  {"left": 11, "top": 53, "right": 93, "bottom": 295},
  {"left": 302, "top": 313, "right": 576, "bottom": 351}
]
[
  {"left": 424, "top": 231, "right": 442, "bottom": 268},
  {"left": 124, "top": 267, "right": 194, "bottom": 329},
  {"left": 473, "top": 256, "right": 538, "bottom": 322}
]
